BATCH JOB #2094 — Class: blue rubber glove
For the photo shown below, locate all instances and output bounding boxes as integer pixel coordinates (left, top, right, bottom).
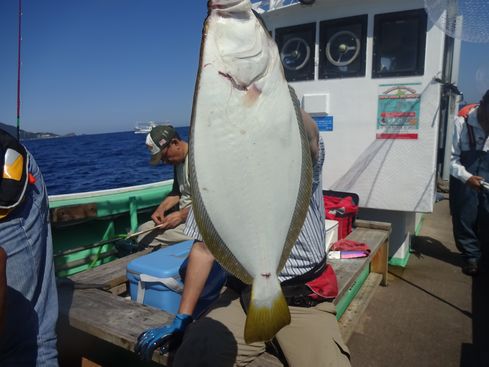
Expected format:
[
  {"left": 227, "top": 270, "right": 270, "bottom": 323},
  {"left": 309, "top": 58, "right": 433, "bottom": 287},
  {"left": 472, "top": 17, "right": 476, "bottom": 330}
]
[{"left": 135, "top": 313, "right": 193, "bottom": 360}]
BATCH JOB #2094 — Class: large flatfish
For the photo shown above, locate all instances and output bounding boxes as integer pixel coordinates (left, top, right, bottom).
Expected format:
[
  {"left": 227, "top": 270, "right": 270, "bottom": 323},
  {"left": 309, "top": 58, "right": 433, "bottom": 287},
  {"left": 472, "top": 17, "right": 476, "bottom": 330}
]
[{"left": 189, "top": 0, "right": 313, "bottom": 344}]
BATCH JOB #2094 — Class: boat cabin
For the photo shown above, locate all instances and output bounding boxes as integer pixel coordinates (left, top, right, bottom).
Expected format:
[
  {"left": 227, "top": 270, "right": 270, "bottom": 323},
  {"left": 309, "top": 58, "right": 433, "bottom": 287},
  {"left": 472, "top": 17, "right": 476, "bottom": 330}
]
[{"left": 253, "top": 0, "right": 461, "bottom": 264}]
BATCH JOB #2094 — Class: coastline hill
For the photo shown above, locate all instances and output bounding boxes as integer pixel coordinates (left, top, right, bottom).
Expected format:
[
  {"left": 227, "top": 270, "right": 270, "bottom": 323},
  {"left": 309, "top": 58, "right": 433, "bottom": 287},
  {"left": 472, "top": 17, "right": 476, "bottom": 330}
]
[{"left": 0, "top": 122, "right": 63, "bottom": 140}]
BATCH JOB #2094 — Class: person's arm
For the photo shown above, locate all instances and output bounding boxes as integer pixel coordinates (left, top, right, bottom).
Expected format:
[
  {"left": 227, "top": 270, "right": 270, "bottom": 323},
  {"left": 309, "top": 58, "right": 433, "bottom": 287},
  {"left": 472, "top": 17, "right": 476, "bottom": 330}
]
[
  {"left": 152, "top": 166, "right": 185, "bottom": 225},
  {"left": 301, "top": 109, "right": 320, "bottom": 162},
  {"left": 0, "top": 247, "right": 6, "bottom": 336},
  {"left": 135, "top": 241, "right": 215, "bottom": 360},
  {"left": 178, "top": 241, "right": 216, "bottom": 315},
  {"left": 450, "top": 117, "right": 482, "bottom": 190}
]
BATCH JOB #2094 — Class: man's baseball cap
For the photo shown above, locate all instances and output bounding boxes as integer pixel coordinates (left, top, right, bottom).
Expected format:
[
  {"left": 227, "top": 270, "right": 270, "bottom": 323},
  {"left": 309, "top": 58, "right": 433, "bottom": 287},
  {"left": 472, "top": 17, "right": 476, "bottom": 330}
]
[{"left": 145, "top": 125, "right": 177, "bottom": 165}]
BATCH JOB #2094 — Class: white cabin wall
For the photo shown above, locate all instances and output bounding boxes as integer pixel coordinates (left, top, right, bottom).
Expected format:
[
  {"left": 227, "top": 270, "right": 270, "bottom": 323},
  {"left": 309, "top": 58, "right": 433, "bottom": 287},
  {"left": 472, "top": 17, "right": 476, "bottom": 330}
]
[
  {"left": 264, "top": 0, "right": 448, "bottom": 214},
  {"left": 261, "top": 0, "right": 459, "bottom": 263}
]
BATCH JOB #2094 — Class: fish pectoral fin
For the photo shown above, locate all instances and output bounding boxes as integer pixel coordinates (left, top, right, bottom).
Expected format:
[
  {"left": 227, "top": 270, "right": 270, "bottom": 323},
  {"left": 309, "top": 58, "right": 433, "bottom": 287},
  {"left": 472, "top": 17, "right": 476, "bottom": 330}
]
[{"left": 244, "top": 276, "right": 291, "bottom": 344}]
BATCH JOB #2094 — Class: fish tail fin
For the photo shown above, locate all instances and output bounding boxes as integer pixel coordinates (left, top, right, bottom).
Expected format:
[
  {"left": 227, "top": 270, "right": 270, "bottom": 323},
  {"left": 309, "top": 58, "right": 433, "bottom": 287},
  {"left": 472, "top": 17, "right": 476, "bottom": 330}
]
[{"left": 244, "top": 275, "right": 291, "bottom": 344}]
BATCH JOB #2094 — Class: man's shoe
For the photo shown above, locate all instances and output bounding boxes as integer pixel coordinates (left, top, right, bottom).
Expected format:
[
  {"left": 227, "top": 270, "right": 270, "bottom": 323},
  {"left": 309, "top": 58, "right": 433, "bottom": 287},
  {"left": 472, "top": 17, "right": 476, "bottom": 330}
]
[{"left": 462, "top": 261, "right": 479, "bottom": 276}]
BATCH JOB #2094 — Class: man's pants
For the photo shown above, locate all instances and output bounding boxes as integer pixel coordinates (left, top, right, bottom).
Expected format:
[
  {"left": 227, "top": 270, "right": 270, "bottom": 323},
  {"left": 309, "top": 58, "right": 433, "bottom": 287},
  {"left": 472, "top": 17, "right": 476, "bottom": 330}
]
[
  {"left": 450, "top": 175, "right": 489, "bottom": 263},
  {"left": 137, "top": 221, "right": 192, "bottom": 247},
  {"left": 173, "top": 288, "right": 351, "bottom": 367},
  {"left": 0, "top": 154, "right": 59, "bottom": 366}
]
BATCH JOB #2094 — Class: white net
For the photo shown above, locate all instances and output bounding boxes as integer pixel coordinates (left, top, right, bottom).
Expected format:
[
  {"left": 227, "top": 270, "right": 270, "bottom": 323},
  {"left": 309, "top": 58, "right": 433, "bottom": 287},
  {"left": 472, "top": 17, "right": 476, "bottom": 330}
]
[{"left": 424, "top": 0, "right": 489, "bottom": 43}]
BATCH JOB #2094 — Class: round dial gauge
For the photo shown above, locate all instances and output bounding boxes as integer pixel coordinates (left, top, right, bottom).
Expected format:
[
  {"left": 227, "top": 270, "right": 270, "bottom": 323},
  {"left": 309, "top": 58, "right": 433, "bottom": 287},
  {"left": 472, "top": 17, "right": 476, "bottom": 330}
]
[
  {"left": 280, "top": 37, "right": 311, "bottom": 71},
  {"left": 325, "top": 30, "right": 360, "bottom": 67}
]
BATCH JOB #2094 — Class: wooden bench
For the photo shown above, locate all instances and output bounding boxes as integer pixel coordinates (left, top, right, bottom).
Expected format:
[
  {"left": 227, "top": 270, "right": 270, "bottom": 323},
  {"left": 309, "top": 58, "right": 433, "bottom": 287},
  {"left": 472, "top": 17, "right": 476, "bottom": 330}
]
[
  {"left": 331, "top": 220, "right": 390, "bottom": 342},
  {"left": 57, "top": 220, "right": 390, "bottom": 367}
]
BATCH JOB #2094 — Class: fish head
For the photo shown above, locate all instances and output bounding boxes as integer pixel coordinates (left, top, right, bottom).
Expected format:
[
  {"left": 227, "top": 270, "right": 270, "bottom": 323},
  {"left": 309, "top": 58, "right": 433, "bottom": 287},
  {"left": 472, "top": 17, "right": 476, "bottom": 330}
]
[
  {"left": 208, "top": 0, "right": 252, "bottom": 13},
  {"left": 208, "top": 1, "right": 276, "bottom": 91}
]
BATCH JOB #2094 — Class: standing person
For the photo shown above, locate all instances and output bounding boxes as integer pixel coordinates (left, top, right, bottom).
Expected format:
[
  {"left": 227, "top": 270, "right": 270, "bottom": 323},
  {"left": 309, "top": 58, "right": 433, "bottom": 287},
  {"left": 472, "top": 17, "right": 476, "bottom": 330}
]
[
  {"left": 135, "top": 112, "right": 351, "bottom": 367},
  {"left": 0, "top": 128, "right": 59, "bottom": 366},
  {"left": 450, "top": 90, "right": 489, "bottom": 276},
  {"left": 137, "top": 125, "right": 193, "bottom": 247}
]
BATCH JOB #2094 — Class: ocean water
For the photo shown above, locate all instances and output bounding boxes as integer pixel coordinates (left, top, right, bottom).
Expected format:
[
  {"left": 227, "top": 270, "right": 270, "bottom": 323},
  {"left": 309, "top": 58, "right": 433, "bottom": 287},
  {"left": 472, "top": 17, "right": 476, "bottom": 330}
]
[{"left": 23, "top": 127, "right": 190, "bottom": 196}]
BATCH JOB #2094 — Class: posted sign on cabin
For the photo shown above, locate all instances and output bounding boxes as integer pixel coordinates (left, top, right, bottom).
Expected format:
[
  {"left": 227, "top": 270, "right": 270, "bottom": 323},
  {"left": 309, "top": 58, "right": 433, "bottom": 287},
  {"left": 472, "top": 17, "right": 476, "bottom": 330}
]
[{"left": 376, "top": 83, "right": 421, "bottom": 140}]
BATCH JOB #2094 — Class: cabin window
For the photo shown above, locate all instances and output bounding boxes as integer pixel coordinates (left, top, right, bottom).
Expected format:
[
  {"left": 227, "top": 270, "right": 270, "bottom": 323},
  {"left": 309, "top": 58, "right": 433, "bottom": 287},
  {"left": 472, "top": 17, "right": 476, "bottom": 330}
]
[
  {"left": 372, "top": 9, "right": 427, "bottom": 78},
  {"left": 275, "top": 23, "right": 315, "bottom": 82},
  {"left": 319, "top": 15, "right": 367, "bottom": 79}
]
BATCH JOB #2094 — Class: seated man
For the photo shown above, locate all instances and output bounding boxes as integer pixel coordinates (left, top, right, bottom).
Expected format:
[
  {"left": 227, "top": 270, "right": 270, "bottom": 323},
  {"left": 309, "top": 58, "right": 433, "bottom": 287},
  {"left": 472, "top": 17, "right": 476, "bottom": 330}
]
[
  {"left": 137, "top": 125, "right": 193, "bottom": 247},
  {"left": 136, "top": 112, "right": 351, "bottom": 367}
]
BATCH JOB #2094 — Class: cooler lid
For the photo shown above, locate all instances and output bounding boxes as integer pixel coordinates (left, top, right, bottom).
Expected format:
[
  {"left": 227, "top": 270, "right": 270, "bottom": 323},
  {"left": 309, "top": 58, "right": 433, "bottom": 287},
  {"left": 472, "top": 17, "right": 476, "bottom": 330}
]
[
  {"left": 325, "top": 219, "right": 339, "bottom": 230},
  {"left": 127, "top": 240, "right": 193, "bottom": 277}
]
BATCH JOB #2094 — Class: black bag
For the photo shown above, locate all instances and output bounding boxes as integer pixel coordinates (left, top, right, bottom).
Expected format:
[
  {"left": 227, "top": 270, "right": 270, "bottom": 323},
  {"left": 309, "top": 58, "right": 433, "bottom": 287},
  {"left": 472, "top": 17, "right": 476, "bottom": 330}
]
[{"left": 0, "top": 129, "right": 29, "bottom": 217}]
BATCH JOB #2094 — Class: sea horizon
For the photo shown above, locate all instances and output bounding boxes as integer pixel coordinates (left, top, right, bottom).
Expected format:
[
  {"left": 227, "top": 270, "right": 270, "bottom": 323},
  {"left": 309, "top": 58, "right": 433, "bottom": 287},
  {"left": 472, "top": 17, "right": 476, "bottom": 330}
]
[{"left": 23, "top": 127, "right": 190, "bottom": 196}]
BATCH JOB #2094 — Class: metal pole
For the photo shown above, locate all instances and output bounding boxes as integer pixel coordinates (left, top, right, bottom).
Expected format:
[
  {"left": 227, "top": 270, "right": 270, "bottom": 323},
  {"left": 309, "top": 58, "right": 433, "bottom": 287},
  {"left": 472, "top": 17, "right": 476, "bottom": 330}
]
[
  {"left": 439, "top": 0, "right": 458, "bottom": 181},
  {"left": 16, "top": 0, "right": 22, "bottom": 141}
]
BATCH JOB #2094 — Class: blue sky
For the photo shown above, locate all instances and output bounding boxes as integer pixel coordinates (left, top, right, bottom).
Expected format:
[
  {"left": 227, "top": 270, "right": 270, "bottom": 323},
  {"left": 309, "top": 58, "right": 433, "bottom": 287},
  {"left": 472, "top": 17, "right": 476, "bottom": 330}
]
[
  {"left": 0, "top": 1, "right": 488, "bottom": 135},
  {"left": 0, "top": 1, "right": 208, "bottom": 135}
]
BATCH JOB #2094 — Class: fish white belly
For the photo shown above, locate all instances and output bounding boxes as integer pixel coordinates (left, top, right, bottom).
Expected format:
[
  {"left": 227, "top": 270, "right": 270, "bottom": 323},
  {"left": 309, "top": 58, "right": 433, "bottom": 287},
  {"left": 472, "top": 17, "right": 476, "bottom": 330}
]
[{"left": 192, "top": 64, "right": 302, "bottom": 277}]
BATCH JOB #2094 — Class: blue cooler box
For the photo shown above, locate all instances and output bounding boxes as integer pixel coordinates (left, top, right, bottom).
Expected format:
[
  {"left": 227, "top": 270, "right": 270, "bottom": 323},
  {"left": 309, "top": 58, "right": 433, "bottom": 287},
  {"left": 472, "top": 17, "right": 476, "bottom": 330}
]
[{"left": 126, "top": 240, "right": 193, "bottom": 314}]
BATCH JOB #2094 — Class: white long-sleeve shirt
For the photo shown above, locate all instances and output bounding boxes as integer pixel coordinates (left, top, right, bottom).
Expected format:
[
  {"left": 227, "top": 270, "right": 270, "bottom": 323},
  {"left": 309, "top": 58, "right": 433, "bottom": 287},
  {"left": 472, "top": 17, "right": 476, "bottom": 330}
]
[{"left": 450, "top": 106, "right": 489, "bottom": 183}]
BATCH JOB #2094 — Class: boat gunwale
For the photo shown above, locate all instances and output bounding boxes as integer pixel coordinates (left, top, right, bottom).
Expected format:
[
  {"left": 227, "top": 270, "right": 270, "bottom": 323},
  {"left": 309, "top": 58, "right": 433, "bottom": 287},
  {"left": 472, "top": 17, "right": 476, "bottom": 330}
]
[{"left": 49, "top": 179, "right": 173, "bottom": 202}]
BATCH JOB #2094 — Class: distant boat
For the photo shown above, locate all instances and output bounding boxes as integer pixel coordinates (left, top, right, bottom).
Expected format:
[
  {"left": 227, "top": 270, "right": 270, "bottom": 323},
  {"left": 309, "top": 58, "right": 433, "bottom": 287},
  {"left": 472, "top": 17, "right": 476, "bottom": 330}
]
[{"left": 134, "top": 121, "right": 167, "bottom": 134}]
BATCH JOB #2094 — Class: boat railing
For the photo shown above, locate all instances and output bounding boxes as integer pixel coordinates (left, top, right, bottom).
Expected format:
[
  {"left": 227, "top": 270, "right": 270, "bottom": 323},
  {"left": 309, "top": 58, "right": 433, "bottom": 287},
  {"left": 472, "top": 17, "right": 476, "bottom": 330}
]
[
  {"left": 49, "top": 180, "right": 175, "bottom": 277},
  {"left": 49, "top": 179, "right": 173, "bottom": 203}
]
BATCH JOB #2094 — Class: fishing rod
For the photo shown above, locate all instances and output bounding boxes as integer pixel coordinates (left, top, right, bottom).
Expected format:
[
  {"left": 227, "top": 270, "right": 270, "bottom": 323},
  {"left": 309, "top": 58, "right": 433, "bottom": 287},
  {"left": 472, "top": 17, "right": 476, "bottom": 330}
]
[
  {"left": 53, "top": 222, "right": 168, "bottom": 258},
  {"left": 56, "top": 222, "right": 168, "bottom": 290},
  {"left": 16, "top": 0, "right": 22, "bottom": 140}
]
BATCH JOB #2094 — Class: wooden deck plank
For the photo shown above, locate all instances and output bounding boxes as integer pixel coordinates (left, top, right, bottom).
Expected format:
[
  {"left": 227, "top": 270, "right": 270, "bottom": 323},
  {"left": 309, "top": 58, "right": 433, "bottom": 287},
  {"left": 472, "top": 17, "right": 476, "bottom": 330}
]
[
  {"left": 81, "top": 357, "right": 102, "bottom": 367},
  {"left": 330, "top": 227, "right": 389, "bottom": 303},
  {"left": 371, "top": 238, "right": 389, "bottom": 286},
  {"left": 68, "top": 248, "right": 151, "bottom": 290},
  {"left": 338, "top": 272, "right": 383, "bottom": 342},
  {"left": 58, "top": 287, "right": 171, "bottom": 365},
  {"left": 355, "top": 219, "right": 392, "bottom": 232}
]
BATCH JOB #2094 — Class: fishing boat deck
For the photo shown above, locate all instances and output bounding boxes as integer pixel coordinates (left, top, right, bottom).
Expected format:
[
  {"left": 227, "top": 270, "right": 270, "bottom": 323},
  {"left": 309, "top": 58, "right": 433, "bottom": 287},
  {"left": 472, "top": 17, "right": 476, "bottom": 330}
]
[
  {"left": 347, "top": 197, "right": 488, "bottom": 367},
  {"left": 57, "top": 220, "right": 390, "bottom": 367}
]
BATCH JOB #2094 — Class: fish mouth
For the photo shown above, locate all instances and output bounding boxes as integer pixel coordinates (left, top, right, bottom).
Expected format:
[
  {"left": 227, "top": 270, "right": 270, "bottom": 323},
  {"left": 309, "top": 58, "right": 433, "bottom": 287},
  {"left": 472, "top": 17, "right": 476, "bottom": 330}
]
[{"left": 218, "top": 71, "right": 248, "bottom": 90}]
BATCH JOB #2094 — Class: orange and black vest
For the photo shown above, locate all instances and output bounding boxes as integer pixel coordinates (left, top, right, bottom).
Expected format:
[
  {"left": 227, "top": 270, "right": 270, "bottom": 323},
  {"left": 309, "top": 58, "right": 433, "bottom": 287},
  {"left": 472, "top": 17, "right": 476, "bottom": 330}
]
[
  {"left": 0, "top": 128, "right": 29, "bottom": 220},
  {"left": 458, "top": 103, "right": 478, "bottom": 119},
  {"left": 457, "top": 104, "right": 479, "bottom": 150}
]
